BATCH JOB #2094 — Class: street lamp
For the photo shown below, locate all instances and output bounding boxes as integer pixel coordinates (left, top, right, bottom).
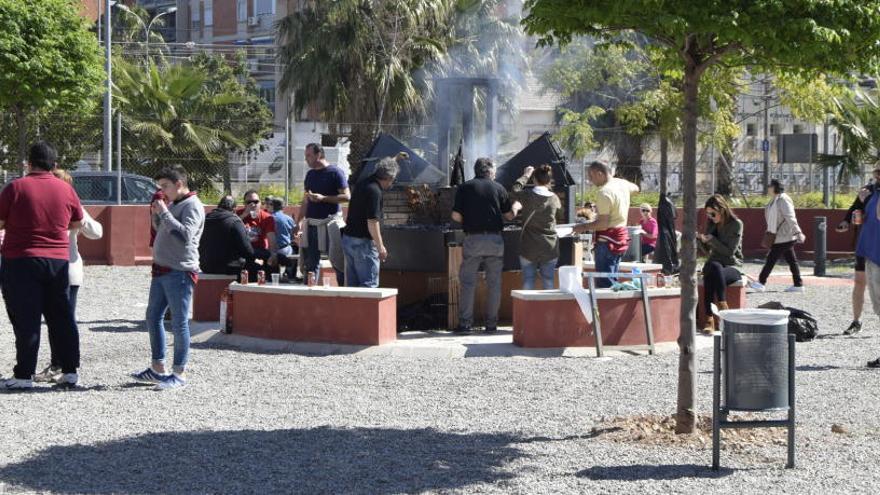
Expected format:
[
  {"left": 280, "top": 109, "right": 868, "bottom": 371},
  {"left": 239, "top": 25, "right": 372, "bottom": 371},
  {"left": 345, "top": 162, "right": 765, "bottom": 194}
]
[{"left": 114, "top": 4, "right": 176, "bottom": 61}]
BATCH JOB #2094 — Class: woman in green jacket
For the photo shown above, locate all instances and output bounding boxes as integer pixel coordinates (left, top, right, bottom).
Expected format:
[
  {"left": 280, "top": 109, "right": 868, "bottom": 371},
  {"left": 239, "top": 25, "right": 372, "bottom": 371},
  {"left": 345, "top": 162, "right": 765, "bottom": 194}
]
[
  {"left": 512, "top": 164, "right": 562, "bottom": 289},
  {"left": 698, "top": 194, "right": 743, "bottom": 334}
]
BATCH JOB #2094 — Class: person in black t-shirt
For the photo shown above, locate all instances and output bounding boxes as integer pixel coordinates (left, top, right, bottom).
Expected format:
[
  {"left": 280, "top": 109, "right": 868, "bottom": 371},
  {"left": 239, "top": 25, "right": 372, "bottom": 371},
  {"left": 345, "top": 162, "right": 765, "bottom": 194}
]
[
  {"left": 341, "top": 158, "right": 399, "bottom": 287},
  {"left": 451, "top": 158, "right": 520, "bottom": 334}
]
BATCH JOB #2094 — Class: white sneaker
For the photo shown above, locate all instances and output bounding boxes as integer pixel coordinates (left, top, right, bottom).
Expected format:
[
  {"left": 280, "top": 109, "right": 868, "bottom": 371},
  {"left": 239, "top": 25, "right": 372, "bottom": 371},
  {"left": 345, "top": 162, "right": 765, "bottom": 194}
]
[
  {"left": 785, "top": 285, "right": 805, "bottom": 293},
  {"left": 748, "top": 281, "right": 766, "bottom": 292},
  {"left": 3, "top": 377, "right": 34, "bottom": 390},
  {"left": 155, "top": 374, "right": 186, "bottom": 391},
  {"left": 55, "top": 373, "right": 78, "bottom": 388}
]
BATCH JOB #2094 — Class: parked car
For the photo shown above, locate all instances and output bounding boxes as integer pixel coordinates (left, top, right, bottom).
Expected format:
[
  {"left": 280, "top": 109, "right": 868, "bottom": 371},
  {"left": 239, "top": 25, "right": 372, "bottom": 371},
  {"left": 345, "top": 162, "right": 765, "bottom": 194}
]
[{"left": 71, "top": 171, "right": 157, "bottom": 205}]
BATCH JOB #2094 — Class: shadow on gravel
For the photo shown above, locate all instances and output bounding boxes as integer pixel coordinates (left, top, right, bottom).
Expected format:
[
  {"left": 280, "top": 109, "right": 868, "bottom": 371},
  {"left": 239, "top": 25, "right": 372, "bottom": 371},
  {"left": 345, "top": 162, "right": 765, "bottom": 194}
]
[
  {"left": 577, "top": 463, "right": 734, "bottom": 481},
  {"left": 84, "top": 319, "right": 146, "bottom": 333},
  {"left": 0, "top": 427, "right": 525, "bottom": 494},
  {"left": 796, "top": 365, "right": 842, "bottom": 372}
]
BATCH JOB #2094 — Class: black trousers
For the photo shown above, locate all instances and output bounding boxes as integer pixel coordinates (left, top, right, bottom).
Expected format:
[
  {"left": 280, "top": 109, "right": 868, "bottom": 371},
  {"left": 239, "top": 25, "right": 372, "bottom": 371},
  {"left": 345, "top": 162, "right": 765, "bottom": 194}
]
[
  {"left": 48, "top": 285, "right": 79, "bottom": 368},
  {"left": 702, "top": 261, "right": 741, "bottom": 317},
  {"left": 759, "top": 240, "right": 802, "bottom": 287},
  {"left": 0, "top": 257, "right": 80, "bottom": 378}
]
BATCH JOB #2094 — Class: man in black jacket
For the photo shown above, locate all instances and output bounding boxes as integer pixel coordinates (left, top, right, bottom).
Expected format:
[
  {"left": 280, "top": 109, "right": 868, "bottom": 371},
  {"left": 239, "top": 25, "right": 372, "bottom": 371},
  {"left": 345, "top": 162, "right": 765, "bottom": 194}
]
[{"left": 199, "top": 196, "right": 254, "bottom": 275}]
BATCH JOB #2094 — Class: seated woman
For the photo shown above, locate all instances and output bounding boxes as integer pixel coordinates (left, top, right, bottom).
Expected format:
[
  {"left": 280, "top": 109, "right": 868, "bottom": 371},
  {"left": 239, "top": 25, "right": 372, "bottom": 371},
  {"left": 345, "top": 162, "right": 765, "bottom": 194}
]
[
  {"left": 511, "top": 164, "right": 562, "bottom": 289},
  {"left": 698, "top": 194, "right": 743, "bottom": 335},
  {"left": 638, "top": 203, "right": 658, "bottom": 262}
]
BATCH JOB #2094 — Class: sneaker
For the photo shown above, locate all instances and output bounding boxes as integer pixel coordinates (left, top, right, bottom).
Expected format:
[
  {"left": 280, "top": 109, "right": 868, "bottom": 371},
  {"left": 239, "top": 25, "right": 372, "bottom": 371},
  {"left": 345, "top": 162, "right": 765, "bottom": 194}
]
[
  {"left": 785, "top": 285, "right": 806, "bottom": 293},
  {"left": 54, "top": 373, "right": 78, "bottom": 388},
  {"left": 868, "top": 357, "right": 880, "bottom": 368},
  {"left": 484, "top": 326, "right": 498, "bottom": 334},
  {"left": 844, "top": 320, "right": 863, "bottom": 336},
  {"left": 33, "top": 365, "right": 63, "bottom": 383},
  {"left": 748, "top": 281, "right": 766, "bottom": 292},
  {"left": 3, "top": 377, "right": 34, "bottom": 390},
  {"left": 453, "top": 325, "right": 472, "bottom": 335},
  {"left": 156, "top": 374, "right": 186, "bottom": 390},
  {"left": 131, "top": 367, "right": 169, "bottom": 384}
]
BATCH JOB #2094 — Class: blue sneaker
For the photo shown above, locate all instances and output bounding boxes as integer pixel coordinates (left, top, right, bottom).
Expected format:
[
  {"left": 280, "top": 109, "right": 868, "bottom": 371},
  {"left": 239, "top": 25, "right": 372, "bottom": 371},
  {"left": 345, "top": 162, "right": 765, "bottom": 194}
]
[
  {"left": 156, "top": 374, "right": 186, "bottom": 391},
  {"left": 131, "top": 368, "right": 168, "bottom": 384}
]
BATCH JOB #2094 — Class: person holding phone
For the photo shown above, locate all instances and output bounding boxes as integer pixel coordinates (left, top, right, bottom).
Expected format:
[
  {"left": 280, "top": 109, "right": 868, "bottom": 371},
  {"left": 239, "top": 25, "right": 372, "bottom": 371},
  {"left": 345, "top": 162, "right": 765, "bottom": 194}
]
[{"left": 697, "top": 194, "right": 743, "bottom": 335}]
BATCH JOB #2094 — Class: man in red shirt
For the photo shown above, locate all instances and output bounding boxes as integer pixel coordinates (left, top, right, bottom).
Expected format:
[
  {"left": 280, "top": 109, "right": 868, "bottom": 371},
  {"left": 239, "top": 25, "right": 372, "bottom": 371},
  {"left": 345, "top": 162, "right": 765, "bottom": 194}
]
[
  {"left": 0, "top": 142, "right": 83, "bottom": 389},
  {"left": 236, "top": 189, "right": 277, "bottom": 281}
]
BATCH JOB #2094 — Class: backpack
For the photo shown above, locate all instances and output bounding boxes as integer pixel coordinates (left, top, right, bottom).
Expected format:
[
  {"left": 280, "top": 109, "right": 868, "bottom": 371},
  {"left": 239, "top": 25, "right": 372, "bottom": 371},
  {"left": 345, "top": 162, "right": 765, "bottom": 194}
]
[{"left": 758, "top": 301, "right": 820, "bottom": 342}]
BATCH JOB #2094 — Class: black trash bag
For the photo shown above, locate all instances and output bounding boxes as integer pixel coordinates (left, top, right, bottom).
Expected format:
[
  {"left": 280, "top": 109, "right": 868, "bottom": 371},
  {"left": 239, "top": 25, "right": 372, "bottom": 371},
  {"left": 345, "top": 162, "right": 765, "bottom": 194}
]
[{"left": 758, "top": 301, "right": 820, "bottom": 342}]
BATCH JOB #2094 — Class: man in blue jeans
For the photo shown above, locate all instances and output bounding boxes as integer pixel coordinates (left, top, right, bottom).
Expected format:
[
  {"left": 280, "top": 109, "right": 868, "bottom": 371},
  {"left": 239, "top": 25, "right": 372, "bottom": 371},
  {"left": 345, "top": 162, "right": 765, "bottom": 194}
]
[
  {"left": 269, "top": 197, "right": 298, "bottom": 281},
  {"left": 452, "top": 158, "right": 520, "bottom": 334},
  {"left": 0, "top": 142, "right": 83, "bottom": 389},
  {"left": 133, "top": 165, "right": 205, "bottom": 390},
  {"left": 342, "top": 158, "right": 398, "bottom": 287},
  {"left": 573, "top": 161, "right": 639, "bottom": 288}
]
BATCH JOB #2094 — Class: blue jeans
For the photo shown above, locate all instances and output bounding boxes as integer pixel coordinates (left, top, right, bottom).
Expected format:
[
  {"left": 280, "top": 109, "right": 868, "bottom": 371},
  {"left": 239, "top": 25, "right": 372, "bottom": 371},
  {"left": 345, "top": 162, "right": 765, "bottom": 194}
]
[
  {"left": 520, "top": 256, "right": 557, "bottom": 290},
  {"left": 342, "top": 235, "right": 380, "bottom": 287},
  {"left": 145, "top": 270, "right": 194, "bottom": 372},
  {"left": 459, "top": 234, "right": 504, "bottom": 328},
  {"left": 594, "top": 242, "right": 621, "bottom": 288},
  {"left": 276, "top": 245, "right": 296, "bottom": 279}
]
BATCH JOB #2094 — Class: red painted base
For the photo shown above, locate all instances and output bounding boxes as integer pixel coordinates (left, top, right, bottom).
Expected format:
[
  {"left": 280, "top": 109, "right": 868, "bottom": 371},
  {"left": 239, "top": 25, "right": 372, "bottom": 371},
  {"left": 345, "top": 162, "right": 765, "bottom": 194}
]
[
  {"left": 697, "top": 279, "right": 747, "bottom": 328},
  {"left": 231, "top": 285, "right": 397, "bottom": 345},
  {"left": 193, "top": 274, "right": 236, "bottom": 322},
  {"left": 512, "top": 289, "right": 681, "bottom": 348}
]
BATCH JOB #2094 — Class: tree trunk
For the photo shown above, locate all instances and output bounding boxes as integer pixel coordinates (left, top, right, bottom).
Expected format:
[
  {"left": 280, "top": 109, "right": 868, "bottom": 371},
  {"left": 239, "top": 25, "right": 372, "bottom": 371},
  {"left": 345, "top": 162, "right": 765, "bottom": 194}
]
[
  {"left": 675, "top": 63, "right": 700, "bottom": 435},
  {"left": 347, "top": 123, "right": 374, "bottom": 181},
  {"left": 15, "top": 104, "right": 28, "bottom": 175},
  {"left": 715, "top": 139, "right": 735, "bottom": 196},
  {"left": 615, "top": 131, "right": 643, "bottom": 186},
  {"left": 660, "top": 135, "right": 669, "bottom": 197}
]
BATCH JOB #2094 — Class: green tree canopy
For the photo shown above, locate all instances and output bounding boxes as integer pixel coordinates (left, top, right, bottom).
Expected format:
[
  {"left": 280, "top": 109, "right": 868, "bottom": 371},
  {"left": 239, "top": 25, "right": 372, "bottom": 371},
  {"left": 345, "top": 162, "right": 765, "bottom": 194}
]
[
  {"left": 0, "top": 0, "right": 103, "bottom": 167},
  {"left": 524, "top": 0, "right": 880, "bottom": 434}
]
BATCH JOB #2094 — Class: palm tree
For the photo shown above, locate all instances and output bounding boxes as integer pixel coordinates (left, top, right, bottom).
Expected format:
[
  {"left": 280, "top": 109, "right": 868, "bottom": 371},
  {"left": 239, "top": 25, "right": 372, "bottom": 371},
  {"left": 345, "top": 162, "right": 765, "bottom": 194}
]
[
  {"left": 818, "top": 91, "right": 880, "bottom": 185},
  {"left": 113, "top": 59, "right": 245, "bottom": 192},
  {"left": 277, "top": 0, "right": 454, "bottom": 176}
]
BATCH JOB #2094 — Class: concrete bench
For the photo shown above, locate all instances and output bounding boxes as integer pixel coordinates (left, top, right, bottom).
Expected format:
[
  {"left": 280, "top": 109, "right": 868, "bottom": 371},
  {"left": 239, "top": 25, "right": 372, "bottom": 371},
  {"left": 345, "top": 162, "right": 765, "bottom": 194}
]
[
  {"left": 229, "top": 283, "right": 397, "bottom": 345},
  {"left": 697, "top": 276, "right": 747, "bottom": 328},
  {"left": 193, "top": 274, "right": 237, "bottom": 322},
  {"left": 511, "top": 288, "right": 681, "bottom": 348}
]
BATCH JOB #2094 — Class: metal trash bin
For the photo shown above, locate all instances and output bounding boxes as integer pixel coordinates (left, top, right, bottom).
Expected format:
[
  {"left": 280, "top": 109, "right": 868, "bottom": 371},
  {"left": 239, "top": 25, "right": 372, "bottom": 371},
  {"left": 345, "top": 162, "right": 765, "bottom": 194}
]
[
  {"left": 712, "top": 308, "right": 796, "bottom": 470},
  {"left": 623, "top": 226, "right": 642, "bottom": 262},
  {"left": 721, "top": 309, "right": 791, "bottom": 411}
]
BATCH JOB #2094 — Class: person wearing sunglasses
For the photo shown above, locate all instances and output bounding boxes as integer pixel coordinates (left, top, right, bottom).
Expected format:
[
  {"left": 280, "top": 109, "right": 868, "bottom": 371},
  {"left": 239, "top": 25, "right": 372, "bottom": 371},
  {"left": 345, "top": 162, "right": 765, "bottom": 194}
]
[
  {"left": 697, "top": 194, "right": 743, "bottom": 335},
  {"left": 236, "top": 190, "right": 277, "bottom": 281},
  {"left": 638, "top": 203, "right": 658, "bottom": 262}
]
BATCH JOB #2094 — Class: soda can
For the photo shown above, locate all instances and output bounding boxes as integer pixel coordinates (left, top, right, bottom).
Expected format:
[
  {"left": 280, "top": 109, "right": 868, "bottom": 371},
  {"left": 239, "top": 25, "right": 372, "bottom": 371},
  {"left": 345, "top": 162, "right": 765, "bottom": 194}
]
[
  {"left": 257, "top": 270, "right": 266, "bottom": 285},
  {"left": 854, "top": 209, "right": 863, "bottom": 225},
  {"left": 307, "top": 271, "right": 315, "bottom": 287},
  {"left": 656, "top": 273, "right": 665, "bottom": 288},
  {"left": 240, "top": 269, "right": 249, "bottom": 285}
]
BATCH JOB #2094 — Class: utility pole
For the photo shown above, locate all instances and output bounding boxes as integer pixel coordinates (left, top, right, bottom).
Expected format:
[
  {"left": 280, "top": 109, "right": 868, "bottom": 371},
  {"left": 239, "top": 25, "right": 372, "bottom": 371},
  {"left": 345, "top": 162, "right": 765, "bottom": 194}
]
[
  {"left": 762, "top": 77, "right": 771, "bottom": 194},
  {"left": 822, "top": 119, "right": 831, "bottom": 207},
  {"left": 103, "top": 0, "right": 112, "bottom": 172}
]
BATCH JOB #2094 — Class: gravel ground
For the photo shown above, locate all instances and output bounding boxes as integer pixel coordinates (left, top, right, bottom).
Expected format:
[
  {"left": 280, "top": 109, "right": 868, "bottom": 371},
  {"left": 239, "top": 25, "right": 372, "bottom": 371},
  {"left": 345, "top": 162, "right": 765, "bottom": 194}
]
[{"left": 0, "top": 263, "right": 877, "bottom": 494}]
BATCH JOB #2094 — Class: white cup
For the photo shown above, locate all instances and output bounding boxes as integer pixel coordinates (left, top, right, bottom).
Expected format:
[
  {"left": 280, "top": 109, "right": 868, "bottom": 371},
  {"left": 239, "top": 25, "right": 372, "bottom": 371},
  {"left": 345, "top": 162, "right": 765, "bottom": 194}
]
[{"left": 271, "top": 273, "right": 280, "bottom": 285}]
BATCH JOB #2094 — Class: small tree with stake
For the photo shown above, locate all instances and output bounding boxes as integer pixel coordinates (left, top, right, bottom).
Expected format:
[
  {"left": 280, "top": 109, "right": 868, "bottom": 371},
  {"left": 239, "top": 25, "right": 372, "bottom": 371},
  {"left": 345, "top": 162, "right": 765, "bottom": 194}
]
[{"left": 524, "top": 0, "right": 880, "bottom": 433}]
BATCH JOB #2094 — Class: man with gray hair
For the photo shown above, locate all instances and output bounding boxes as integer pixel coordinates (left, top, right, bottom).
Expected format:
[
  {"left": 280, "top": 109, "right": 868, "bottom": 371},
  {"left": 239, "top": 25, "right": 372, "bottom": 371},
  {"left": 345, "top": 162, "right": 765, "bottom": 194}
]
[
  {"left": 451, "top": 158, "right": 521, "bottom": 334},
  {"left": 341, "top": 157, "right": 399, "bottom": 287}
]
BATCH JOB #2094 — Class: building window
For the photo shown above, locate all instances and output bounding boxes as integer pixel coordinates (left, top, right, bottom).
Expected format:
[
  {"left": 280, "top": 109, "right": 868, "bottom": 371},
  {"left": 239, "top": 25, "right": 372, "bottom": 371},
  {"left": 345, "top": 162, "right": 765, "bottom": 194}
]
[
  {"left": 770, "top": 124, "right": 781, "bottom": 135},
  {"left": 793, "top": 124, "right": 804, "bottom": 134},
  {"left": 258, "top": 81, "right": 276, "bottom": 109},
  {"left": 191, "top": 3, "right": 201, "bottom": 30},
  {"left": 255, "top": 0, "right": 275, "bottom": 15},
  {"left": 746, "top": 123, "right": 756, "bottom": 136},
  {"left": 238, "top": 0, "right": 247, "bottom": 21},
  {"left": 204, "top": 1, "right": 213, "bottom": 27}
]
